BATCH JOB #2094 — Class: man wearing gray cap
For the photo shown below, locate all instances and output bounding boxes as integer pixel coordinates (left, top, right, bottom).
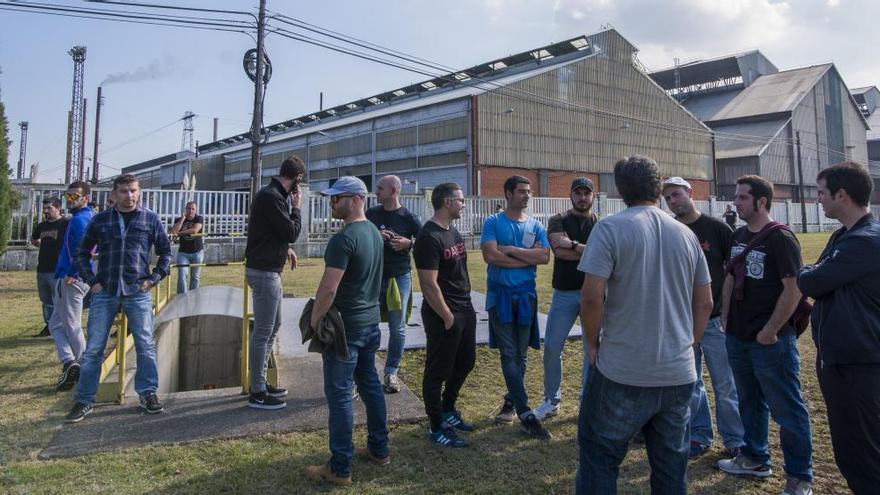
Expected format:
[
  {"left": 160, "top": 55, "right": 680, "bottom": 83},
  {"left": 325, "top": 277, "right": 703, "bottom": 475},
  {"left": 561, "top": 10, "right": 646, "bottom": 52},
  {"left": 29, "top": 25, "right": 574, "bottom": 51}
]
[
  {"left": 305, "top": 176, "right": 389, "bottom": 486},
  {"left": 244, "top": 157, "right": 304, "bottom": 410},
  {"left": 534, "top": 177, "right": 598, "bottom": 421},
  {"left": 662, "top": 176, "right": 745, "bottom": 461}
]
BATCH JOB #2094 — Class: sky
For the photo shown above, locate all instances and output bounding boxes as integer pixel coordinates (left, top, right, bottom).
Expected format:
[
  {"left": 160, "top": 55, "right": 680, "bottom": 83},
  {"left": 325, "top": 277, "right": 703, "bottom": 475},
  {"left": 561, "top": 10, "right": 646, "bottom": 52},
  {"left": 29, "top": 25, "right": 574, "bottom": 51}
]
[{"left": 1, "top": 0, "right": 877, "bottom": 184}]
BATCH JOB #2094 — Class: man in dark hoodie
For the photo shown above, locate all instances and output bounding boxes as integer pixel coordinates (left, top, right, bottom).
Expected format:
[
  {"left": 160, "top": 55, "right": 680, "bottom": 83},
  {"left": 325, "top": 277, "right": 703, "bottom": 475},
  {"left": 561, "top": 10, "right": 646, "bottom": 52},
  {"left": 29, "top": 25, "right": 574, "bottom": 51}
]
[
  {"left": 798, "top": 161, "right": 880, "bottom": 495},
  {"left": 244, "top": 157, "right": 303, "bottom": 410}
]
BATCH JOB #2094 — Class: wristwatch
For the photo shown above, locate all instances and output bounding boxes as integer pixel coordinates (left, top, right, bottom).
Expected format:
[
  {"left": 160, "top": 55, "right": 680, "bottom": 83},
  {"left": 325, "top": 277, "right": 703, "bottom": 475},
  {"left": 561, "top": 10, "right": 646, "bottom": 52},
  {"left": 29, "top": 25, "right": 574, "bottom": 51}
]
[{"left": 571, "top": 240, "right": 580, "bottom": 249}]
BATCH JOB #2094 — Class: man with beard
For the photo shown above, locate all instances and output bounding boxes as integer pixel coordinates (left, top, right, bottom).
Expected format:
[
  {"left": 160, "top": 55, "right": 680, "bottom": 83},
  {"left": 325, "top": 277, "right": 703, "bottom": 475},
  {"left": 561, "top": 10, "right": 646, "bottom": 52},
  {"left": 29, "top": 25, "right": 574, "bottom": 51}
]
[
  {"left": 305, "top": 176, "right": 388, "bottom": 486},
  {"left": 480, "top": 175, "right": 552, "bottom": 439},
  {"left": 718, "top": 175, "right": 812, "bottom": 495},
  {"left": 534, "top": 177, "right": 598, "bottom": 421},
  {"left": 662, "top": 177, "right": 745, "bottom": 460},
  {"left": 414, "top": 183, "right": 477, "bottom": 447}
]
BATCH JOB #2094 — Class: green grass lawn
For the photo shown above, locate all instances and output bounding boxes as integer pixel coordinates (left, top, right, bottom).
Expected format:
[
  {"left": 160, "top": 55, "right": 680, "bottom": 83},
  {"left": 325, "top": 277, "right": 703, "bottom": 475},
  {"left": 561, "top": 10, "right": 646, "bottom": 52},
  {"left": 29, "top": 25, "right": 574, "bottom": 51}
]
[{"left": 0, "top": 233, "right": 846, "bottom": 494}]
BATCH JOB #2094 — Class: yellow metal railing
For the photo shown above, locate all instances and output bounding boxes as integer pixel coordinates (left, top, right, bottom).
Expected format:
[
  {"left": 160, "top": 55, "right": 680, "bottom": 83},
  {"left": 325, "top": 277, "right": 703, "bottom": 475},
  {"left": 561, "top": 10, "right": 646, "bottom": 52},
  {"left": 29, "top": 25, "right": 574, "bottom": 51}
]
[{"left": 97, "top": 261, "right": 261, "bottom": 403}]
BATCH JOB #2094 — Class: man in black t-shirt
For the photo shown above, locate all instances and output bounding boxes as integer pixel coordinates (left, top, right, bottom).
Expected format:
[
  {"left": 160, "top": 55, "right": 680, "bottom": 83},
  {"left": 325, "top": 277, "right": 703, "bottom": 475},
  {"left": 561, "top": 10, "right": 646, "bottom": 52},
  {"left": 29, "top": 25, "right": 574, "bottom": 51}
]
[
  {"left": 724, "top": 204, "right": 738, "bottom": 229},
  {"left": 413, "top": 182, "right": 476, "bottom": 448},
  {"left": 170, "top": 201, "right": 205, "bottom": 294},
  {"left": 717, "top": 175, "right": 813, "bottom": 494},
  {"left": 366, "top": 175, "right": 422, "bottom": 393},
  {"left": 662, "top": 177, "right": 745, "bottom": 460},
  {"left": 534, "top": 177, "right": 597, "bottom": 421},
  {"left": 30, "top": 197, "right": 67, "bottom": 337}
]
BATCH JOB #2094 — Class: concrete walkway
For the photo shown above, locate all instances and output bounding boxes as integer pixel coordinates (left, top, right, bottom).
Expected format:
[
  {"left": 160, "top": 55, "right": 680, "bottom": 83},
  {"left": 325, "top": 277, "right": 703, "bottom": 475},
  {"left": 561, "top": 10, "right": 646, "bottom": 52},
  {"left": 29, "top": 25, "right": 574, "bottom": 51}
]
[{"left": 41, "top": 290, "right": 581, "bottom": 459}]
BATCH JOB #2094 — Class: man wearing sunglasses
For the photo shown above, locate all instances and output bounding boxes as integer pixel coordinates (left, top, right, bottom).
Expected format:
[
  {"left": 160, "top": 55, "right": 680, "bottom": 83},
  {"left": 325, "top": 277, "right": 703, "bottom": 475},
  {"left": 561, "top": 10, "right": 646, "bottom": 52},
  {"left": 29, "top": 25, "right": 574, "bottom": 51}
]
[
  {"left": 305, "top": 176, "right": 387, "bottom": 486},
  {"left": 48, "top": 181, "right": 94, "bottom": 392}
]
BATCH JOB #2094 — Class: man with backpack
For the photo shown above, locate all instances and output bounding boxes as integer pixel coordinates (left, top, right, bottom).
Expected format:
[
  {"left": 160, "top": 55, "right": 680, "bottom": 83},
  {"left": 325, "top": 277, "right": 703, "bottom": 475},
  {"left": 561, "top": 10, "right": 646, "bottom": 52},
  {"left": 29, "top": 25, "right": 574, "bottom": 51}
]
[{"left": 718, "top": 175, "right": 813, "bottom": 495}]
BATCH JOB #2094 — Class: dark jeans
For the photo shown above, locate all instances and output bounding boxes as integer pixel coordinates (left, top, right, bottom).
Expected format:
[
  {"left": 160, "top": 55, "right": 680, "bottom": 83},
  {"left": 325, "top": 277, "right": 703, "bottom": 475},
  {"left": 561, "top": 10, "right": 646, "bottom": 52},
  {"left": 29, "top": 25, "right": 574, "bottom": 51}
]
[
  {"left": 322, "top": 324, "right": 389, "bottom": 477},
  {"left": 576, "top": 368, "right": 694, "bottom": 495},
  {"left": 488, "top": 305, "right": 533, "bottom": 416},
  {"left": 725, "top": 334, "right": 813, "bottom": 482},
  {"left": 422, "top": 306, "right": 476, "bottom": 431},
  {"left": 819, "top": 362, "right": 880, "bottom": 495}
]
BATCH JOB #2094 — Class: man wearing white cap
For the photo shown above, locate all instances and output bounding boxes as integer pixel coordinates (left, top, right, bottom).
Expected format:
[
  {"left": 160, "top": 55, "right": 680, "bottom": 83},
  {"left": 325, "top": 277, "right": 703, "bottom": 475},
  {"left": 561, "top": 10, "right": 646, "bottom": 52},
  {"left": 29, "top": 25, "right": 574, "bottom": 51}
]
[
  {"left": 662, "top": 177, "right": 745, "bottom": 460},
  {"left": 305, "top": 175, "right": 389, "bottom": 486}
]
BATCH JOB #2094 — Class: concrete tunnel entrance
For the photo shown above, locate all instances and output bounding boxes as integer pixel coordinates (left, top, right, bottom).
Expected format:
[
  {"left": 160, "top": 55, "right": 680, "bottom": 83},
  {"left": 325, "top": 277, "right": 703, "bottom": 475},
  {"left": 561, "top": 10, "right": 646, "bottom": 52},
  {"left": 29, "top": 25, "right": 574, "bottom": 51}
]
[{"left": 155, "top": 314, "right": 243, "bottom": 393}]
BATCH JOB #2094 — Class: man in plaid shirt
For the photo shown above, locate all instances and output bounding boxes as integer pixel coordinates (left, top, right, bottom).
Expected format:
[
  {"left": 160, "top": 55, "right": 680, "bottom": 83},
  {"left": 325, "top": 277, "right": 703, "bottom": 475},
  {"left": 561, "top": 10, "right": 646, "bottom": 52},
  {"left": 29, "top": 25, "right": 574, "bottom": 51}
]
[{"left": 65, "top": 174, "right": 172, "bottom": 423}]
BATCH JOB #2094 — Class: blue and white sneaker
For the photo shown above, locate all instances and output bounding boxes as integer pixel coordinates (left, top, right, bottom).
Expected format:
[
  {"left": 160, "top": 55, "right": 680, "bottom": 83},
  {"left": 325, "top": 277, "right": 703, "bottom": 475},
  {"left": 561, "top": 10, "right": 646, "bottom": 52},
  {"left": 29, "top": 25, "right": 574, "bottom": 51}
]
[
  {"left": 430, "top": 426, "right": 468, "bottom": 448},
  {"left": 442, "top": 410, "right": 475, "bottom": 432}
]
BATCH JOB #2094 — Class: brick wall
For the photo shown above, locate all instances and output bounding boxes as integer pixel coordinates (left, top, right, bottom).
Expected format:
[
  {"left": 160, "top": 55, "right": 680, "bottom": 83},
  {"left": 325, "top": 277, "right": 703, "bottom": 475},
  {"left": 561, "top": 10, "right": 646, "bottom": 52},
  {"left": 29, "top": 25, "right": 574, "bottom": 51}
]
[
  {"left": 547, "top": 172, "right": 601, "bottom": 197},
  {"left": 480, "top": 166, "right": 539, "bottom": 196}
]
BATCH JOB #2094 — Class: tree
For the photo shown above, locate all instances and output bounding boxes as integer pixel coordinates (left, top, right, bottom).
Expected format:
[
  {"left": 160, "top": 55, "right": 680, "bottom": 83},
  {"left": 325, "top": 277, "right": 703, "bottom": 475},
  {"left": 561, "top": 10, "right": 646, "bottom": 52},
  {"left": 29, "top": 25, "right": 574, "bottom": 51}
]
[{"left": 0, "top": 81, "right": 18, "bottom": 254}]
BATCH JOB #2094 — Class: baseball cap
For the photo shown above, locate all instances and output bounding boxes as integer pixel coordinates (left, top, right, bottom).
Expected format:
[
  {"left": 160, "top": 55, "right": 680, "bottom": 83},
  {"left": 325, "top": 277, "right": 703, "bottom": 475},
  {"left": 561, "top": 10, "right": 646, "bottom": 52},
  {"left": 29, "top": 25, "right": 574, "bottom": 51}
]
[
  {"left": 320, "top": 176, "right": 368, "bottom": 197},
  {"left": 662, "top": 177, "right": 691, "bottom": 190},
  {"left": 570, "top": 177, "right": 595, "bottom": 192}
]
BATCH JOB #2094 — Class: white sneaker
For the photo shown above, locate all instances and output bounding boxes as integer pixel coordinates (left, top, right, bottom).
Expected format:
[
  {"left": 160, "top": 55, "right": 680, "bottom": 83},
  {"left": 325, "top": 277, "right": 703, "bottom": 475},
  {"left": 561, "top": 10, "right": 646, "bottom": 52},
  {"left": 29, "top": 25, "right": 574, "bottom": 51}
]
[
  {"left": 782, "top": 476, "right": 812, "bottom": 495},
  {"left": 533, "top": 399, "right": 560, "bottom": 421},
  {"left": 717, "top": 453, "right": 772, "bottom": 478}
]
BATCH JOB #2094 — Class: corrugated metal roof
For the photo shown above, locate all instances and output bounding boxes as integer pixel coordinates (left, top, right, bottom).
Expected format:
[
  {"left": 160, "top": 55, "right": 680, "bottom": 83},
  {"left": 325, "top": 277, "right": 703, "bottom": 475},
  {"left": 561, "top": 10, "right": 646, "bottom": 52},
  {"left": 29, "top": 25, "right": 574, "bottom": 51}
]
[
  {"left": 707, "top": 65, "right": 831, "bottom": 122},
  {"left": 713, "top": 118, "right": 789, "bottom": 159},
  {"left": 679, "top": 89, "right": 741, "bottom": 121}
]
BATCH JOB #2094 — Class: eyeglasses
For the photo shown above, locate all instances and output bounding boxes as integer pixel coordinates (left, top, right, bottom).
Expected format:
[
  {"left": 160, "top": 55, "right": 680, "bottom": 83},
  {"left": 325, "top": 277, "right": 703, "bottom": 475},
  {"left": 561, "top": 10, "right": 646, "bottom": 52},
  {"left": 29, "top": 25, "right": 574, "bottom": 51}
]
[{"left": 64, "top": 193, "right": 83, "bottom": 201}]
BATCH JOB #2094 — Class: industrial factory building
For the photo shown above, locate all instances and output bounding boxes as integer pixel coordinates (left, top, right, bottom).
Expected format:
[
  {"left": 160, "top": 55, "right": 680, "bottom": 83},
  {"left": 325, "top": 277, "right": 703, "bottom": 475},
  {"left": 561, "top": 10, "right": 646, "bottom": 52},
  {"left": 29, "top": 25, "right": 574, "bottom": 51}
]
[
  {"left": 650, "top": 51, "right": 870, "bottom": 200},
  {"left": 122, "top": 29, "right": 716, "bottom": 198},
  {"left": 850, "top": 86, "right": 880, "bottom": 202}
]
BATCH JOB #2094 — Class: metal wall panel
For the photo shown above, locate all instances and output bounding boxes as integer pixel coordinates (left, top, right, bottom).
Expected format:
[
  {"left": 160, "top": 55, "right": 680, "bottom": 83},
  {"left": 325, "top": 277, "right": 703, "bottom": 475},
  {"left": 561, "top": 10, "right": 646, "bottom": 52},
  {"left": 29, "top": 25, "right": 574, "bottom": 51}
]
[{"left": 476, "top": 31, "right": 713, "bottom": 180}]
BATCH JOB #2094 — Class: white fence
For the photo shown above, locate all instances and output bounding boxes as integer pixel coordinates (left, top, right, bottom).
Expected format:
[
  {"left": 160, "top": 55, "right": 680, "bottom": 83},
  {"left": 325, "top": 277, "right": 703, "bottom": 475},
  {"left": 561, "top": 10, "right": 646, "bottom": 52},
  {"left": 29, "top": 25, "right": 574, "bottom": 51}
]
[{"left": 12, "top": 184, "right": 877, "bottom": 247}]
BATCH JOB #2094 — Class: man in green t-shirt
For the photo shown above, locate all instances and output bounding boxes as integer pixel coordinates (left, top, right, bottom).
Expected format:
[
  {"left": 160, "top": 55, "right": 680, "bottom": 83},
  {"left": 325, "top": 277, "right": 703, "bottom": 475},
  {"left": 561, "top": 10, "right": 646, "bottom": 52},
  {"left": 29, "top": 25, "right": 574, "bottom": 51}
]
[{"left": 305, "top": 176, "right": 388, "bottom": 487}]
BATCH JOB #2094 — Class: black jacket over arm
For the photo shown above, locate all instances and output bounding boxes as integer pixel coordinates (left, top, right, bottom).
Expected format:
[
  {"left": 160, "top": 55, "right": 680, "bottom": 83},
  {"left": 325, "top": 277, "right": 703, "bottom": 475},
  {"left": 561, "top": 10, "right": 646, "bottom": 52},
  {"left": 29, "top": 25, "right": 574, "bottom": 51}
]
[{"left": 245, "top": 178, "right": 302, "bottom": 272}]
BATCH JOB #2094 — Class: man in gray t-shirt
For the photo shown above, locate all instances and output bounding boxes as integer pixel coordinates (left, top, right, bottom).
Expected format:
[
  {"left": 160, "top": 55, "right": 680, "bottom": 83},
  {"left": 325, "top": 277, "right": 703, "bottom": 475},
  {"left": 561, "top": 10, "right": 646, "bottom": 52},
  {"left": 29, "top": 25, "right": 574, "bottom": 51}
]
[{"left": 575, "top": 155, "right": 714, "bottom": 495}]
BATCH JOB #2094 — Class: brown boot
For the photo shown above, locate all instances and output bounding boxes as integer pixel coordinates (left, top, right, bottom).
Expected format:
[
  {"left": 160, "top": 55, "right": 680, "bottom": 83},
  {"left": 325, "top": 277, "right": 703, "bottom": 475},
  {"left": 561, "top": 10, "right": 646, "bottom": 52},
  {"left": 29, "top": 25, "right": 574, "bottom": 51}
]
[
  {"left": 304, "top": 463, "right": 352, "bottom": 486},
  {"left": 356, "top": 447, "right": 391, "bottom": 466}
]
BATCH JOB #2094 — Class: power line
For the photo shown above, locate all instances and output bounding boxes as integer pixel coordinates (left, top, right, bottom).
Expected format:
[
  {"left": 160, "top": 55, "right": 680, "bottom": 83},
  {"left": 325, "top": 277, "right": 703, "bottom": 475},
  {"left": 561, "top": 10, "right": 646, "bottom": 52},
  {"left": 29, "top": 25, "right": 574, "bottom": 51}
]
[
  {"left": 84, "top": 0, "right": 256, "bottom": 19},
  {"left": 100, "top": 117, "right": 184, "bottom": 155}
]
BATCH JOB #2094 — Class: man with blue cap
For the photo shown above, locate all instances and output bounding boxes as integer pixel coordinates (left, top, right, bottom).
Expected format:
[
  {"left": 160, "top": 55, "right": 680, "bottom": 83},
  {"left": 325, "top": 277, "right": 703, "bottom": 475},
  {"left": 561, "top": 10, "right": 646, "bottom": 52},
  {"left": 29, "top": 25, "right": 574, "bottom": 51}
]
[{"left": 305, "top": 175, "right": 389, "bottom": 486}]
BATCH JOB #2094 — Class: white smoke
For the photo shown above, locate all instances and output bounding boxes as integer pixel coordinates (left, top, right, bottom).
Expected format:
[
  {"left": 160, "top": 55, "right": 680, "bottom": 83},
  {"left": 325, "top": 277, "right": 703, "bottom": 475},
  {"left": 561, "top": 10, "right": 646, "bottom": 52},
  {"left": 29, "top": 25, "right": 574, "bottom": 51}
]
[{"left": 101, "top": 56, "right": 177, "bottom": 86}]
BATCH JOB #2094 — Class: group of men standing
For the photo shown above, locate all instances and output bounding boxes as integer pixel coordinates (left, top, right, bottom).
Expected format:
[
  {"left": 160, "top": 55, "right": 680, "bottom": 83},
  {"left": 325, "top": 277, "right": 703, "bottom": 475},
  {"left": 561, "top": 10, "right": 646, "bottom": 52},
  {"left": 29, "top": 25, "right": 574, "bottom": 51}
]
[{"left": 34, "top": 151, "right": 879, "bottom": 494}]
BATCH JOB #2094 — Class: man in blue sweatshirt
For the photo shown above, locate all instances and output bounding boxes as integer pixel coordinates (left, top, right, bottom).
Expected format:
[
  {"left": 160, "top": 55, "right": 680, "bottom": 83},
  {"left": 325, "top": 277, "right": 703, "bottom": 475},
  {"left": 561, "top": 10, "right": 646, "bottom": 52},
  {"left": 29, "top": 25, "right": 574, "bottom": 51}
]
[
  {"left": 797, "top": 162, "right": 880, "bottom": 495},
  {"left": 48, "top": 180, "right": 94, "bottom": 392}
]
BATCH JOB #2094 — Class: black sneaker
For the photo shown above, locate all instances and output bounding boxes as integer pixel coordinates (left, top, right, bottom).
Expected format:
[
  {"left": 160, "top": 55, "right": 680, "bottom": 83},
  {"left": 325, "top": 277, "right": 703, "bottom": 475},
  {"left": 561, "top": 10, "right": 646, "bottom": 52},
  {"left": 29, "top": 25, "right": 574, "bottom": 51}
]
[
  {"left": 442, "top": 410, "right": 475, "bottom": 432},
  {"left": 430, "top": 426, "right": 468, "bottom": 448},
  {"left": 140, "top": 393, "right": 164, "bottom": 414},
  {"left": 266, "top": 383, "right": 288, "bottom": 398},
  {"left": 56, "top": 362, "right": 80, "bottom": 392},
  {"left": 520, "top": 413, "right": 552, "bottom": 440},
  {"left": 495, "top": 399, "right": 516, "bottom": 425},
  {"left": 65, "top": 402, "right": 93, "bottom": 423},
  {"left": 34, "top": 325, "right": 51, "bottom": 338},
  {"left": 248, "top": 391, "right": 286, "bottom": 410}
]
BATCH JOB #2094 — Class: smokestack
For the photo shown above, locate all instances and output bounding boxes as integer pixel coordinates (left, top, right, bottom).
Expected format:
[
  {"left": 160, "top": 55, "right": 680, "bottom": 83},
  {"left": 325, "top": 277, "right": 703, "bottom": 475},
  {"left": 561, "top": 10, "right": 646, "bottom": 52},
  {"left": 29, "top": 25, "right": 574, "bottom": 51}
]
[
  {"left": 65, "top": 111, "right": 73, "bottom": 184},
  {"left": 213, "top": 117, "right": 218, "bottom": 142},
  {"left": 320, "top": 91, "right": 323, "bottom": 111},
  {"left": 92, "top": 87, "right": 102, "bottom": 183}
]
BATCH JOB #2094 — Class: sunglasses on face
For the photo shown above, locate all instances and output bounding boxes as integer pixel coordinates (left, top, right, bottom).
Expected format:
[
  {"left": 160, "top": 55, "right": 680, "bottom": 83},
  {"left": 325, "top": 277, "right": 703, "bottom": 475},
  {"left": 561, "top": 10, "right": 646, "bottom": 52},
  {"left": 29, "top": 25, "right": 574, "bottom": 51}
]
[
  {"left": 65, "top": 193, "right": 83, "bottom": 201},
  {"left": 331, "top": 194, "right": 358, "bottom": 203}
]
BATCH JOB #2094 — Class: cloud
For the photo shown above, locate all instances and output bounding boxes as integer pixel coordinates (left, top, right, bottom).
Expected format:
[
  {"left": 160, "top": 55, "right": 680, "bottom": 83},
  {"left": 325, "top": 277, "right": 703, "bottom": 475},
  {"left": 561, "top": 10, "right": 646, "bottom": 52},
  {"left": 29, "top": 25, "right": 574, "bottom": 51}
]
[{"left": 100, "top": 55, "right": 177, "bottom": 86}]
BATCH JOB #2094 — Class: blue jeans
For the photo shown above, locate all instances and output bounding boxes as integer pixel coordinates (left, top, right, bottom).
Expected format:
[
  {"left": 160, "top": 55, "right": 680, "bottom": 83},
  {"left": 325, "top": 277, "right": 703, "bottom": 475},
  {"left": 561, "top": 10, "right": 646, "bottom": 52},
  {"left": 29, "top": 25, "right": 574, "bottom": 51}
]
[
  {"left": 577, "top": 368, "right": 694, "bottom": 495},
  {"left": 543, "top": 289, "right": 591, "bottom": 405},
  {"left": 725, "top": 334, "right": 813, "bottom": 482},
  {"left": 75, "top": 290, "right": 157, "bottom": 406},
  {"left": 37, "top": 271, "right": 55, "bottom": 324},
  {"left": 381, "top": 272, "right": 411, "bottom": 375},
  {"left": 489, "top": 304, "right": 533, "bottom": 416},
  {"left": 323, "top": 324, "right": 389, "bottom": 477},
  {"left": 689, "top": 317, "right": 745, "bottom": 449},
  {"left": 176, "top": 250, "right": 203, "bottom": 294}
]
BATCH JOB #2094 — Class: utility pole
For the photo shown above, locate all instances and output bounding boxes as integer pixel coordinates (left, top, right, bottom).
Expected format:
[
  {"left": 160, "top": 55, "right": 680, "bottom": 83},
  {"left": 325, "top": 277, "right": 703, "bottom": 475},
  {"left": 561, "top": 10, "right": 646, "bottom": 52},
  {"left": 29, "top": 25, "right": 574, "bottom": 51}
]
[
  {"left": 249, "top": 0, "right": 268, "bottom": 198},
  {"left": 17, "top": 122, "right": 28, "bottom": 179},
  {"left": 795, "top": 131, "right": 808, "bottom": 233}
]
